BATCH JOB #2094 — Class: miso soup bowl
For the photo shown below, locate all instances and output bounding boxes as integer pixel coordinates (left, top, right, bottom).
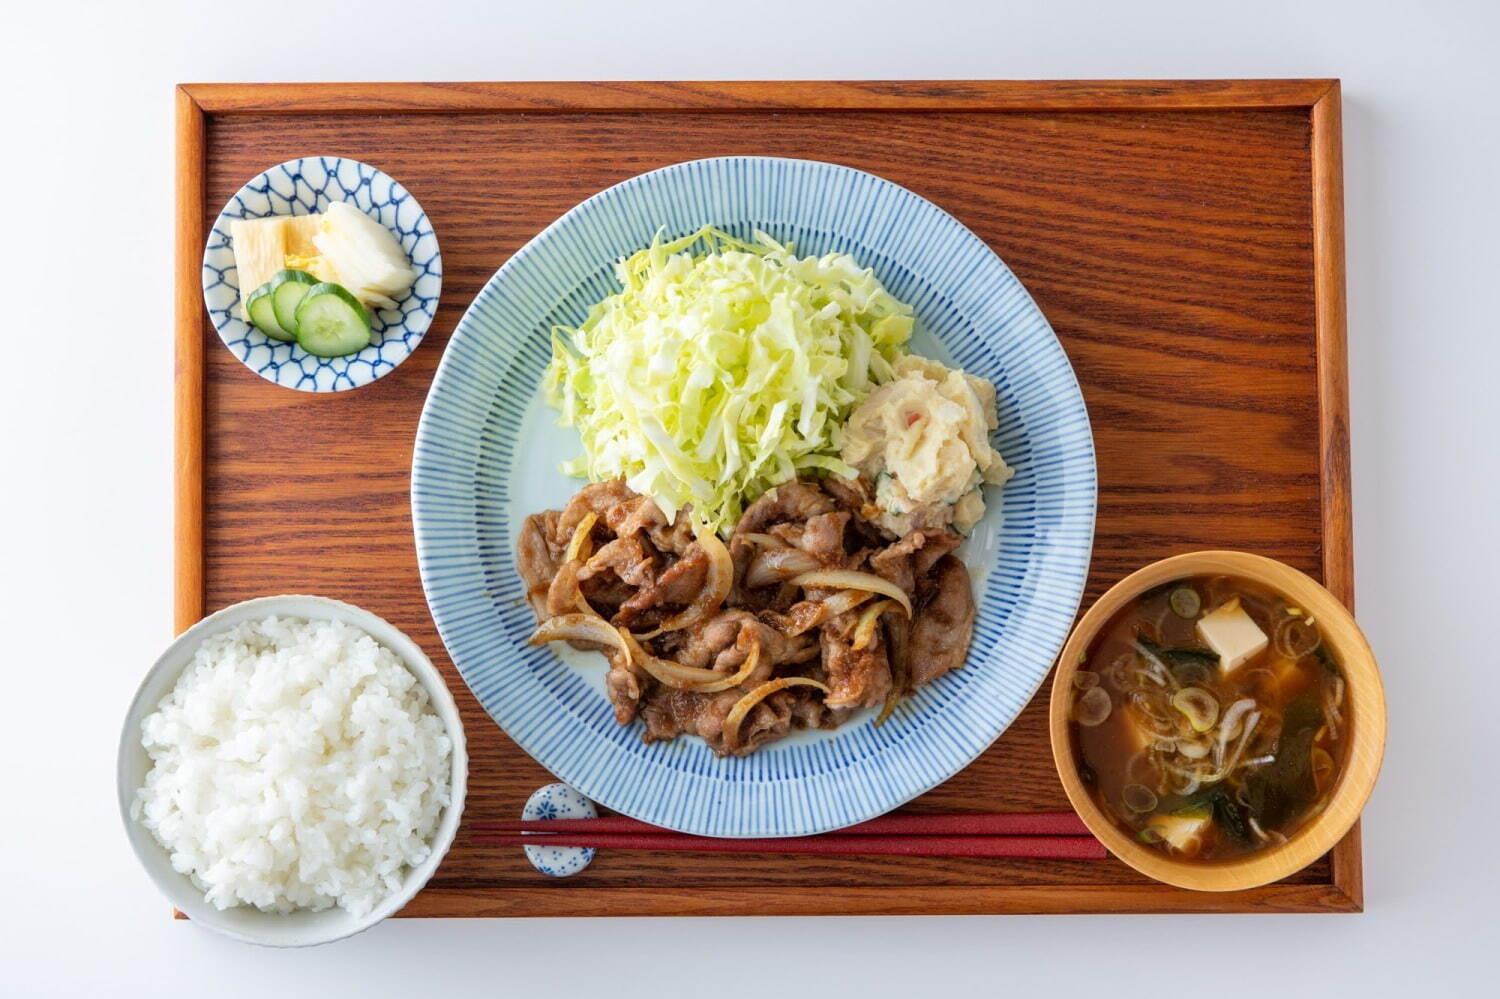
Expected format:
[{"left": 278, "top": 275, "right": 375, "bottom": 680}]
[{"left": 1048, "top": 551, "right": 1386, "bottom": 893}]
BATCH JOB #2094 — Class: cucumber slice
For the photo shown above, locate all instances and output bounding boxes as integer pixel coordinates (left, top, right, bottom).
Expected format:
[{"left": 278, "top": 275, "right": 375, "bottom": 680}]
[
  {"left": 270, "top": 269, "right": 320, "bottom": 334},
  {"left": 294, "top": 282, "right": 372, "bottom": 357},
  {"left": 245, "top": 282, "right": 294, "bottom": 341}
]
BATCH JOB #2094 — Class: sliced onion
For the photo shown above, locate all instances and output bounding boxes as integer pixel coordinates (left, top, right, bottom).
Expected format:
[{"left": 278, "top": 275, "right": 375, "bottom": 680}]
[
  {"left": 744, "top": 547, "right": 821, "bottom": 588},
  {"left": 1274, "top": 616, "right": 1321, "bottom": 659},
  {"left": 1177, "top": 739, "right": 1211, "bottom": 760},
  {"left": 1103, "top": 653, "right": 1133, "bottom": 687},
  {"left": 1125, "top": 752, "right": 1159, "bottom": 786},
  {"left": 1243, "top": 667, "right": 1280, "bottom": 698},
  {"left": 1174, "top": 776, "right": 1202, "bottom": 797},
  {"left": 772, "top": 589, "right": 874, "bottom": 637},
  {"left": 1122, "top": 784, "right": 1159, "bottom": 813},
  {"left": 652, "top": 526, "right": 733, "bottom": 634},
  {"left": 852, "top": 599, "right": 899, "bottom": 651},
  {"left": 789, "top": 570, "right": 913, "bottom": 617},
  {"left": 877, "top": 612, "right": 911, "bottom": 727},
  {"left": 826, "top": 588, "right": 875, "bottom": 616},
  {"left": 1129, "top": 690, "right": 1172, "bottom": 722},
  {"left": 1075, "top": 686, "right": 1112, "bottom": 727},
  {"left": 1173, "top": 662, "right": 1212, "bottom": 688},
  {"left": 737, "top": 532, "right": 786, "bottom": 549},
  {"left": 618, "top": 630, "right": 733, "bottom": 690},
  {"left": 1128, "top": 694, "right": 1179, "bottom": 740},
  {"left": 1311, "top": 746, "right": 1336, "bottom": 792},
  {"left": 1218, "top": 698, "right": 1258, "bottom": 743},
  {"left": 1172, "top": 687, "right": 1220, "bottom": 732},
  {"left": 1220, "top": 710, "right": 1261, "bottom": 776},
  {"left": 689, "top": 636, "right": 762, "bottom": 694},
  {"left": 1131, "top": 640, "right": 1173, "bottom": 688},
  {"left": 563, "top": 511, "right": 598, "bottom": 564},
  {"left": 724, "top": 677, "right": 830, "bottom": 752},
  {"left": 529, "top": 613, "right": 629, "bottom": 663}
]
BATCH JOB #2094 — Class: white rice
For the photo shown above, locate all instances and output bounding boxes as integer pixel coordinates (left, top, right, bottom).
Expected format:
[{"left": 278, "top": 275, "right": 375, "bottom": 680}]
[{"left": 132, "top": 616, "right": 453, "bottom": 917}]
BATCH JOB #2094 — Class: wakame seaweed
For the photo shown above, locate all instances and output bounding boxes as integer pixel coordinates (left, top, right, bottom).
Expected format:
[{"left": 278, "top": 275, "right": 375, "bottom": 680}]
[
  {"left": 1211, "top": 788, "right": 1253, "bottom": 846},
  {"left": 1175, "top": 786, "right": 1253, "bottom": 846},
  {"left": 1135, "top": 581, "right": 1179, "bottom": 604},
  {"left": 1246, "top": 694, "right": 1323, "bottom": 829},
  {"left": 1313, "top": 643, "right": 1342, "bottom": 675},
  {"left": 1136, "top": 631, "right": 1220, "bottom": 674}
]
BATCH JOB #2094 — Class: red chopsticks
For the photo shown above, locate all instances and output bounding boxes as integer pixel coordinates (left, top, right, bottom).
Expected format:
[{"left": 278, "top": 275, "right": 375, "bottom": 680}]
[
  {"left": 475, "top": 831, "right": 1104, "bottom": 859},
  {"left": 476, "top": 810, "right": 1089, "bottom": 837},
  {"left": 472, "top": 811, "right": 1106, "bottom": 860}
]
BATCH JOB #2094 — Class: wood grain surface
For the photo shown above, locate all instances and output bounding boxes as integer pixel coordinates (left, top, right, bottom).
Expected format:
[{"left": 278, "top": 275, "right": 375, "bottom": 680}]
[{"left": 176, "top": 80, "right": 1355, "bottom": 915}]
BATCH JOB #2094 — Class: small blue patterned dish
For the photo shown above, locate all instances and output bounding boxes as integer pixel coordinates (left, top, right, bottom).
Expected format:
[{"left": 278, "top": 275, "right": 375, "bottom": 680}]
[{"left": 201, "top": 157, "right": 441, "bottom": 392}]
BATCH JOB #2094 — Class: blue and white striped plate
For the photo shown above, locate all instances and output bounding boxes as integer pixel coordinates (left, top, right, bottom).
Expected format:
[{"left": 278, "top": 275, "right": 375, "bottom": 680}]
[
  {"left": 412, "top": 157, "right": 1096, "bottom": 837},
  {"left": 202, "top": 157, "right": 441, "bottom": 392}
]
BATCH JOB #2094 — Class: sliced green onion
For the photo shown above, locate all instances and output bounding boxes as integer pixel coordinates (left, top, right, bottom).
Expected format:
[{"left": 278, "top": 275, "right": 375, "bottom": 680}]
[{"left": 1169, "top": 586, "right": 1202, "bottom": 618}]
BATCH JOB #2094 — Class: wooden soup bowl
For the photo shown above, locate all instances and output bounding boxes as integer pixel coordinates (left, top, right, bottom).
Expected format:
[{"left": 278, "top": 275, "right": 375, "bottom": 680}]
[{"left": 1048, "top": 551, "right": 1386, "bottom": 892}]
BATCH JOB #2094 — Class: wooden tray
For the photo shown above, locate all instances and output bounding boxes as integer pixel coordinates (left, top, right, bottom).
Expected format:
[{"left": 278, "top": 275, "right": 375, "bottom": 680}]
[{"left": 174, "top": 80, "right": 1356, "bottom": 915}]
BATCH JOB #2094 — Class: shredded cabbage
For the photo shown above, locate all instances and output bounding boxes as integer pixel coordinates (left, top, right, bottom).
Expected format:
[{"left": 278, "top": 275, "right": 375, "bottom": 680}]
[{"left": 543, "top": 226, "right": 914, "bottom": 534}]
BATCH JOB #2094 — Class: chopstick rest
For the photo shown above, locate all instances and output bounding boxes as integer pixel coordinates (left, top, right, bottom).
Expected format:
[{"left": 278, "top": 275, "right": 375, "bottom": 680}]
[{"left": 519, "top": 783, "right": 598, "bottom": 877}]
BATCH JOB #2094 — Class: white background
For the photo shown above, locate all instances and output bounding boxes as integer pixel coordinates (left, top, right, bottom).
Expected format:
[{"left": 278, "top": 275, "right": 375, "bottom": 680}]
[{"left": 3, "top": 1, "right": 1496, "bottom": 995}]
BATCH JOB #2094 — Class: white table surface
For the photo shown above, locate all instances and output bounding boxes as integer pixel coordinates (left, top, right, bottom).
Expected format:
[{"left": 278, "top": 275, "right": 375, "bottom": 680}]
[{"left": 4, "top": 0, "right": 1496, "bottom": 994}]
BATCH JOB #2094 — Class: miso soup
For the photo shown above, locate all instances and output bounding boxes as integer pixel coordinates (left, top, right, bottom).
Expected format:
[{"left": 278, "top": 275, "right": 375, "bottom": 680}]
[{"left": 1069, "top": 575, "right": 1348, "bottom": 861}]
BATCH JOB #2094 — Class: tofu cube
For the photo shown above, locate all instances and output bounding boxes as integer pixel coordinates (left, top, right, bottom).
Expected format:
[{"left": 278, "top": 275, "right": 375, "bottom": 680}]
[
  {"left": 1196, "top": 597, "right": 1268, "bottom": 674},
  {"left": 1270, "top": 656, "right": 1313, "bottom": 700},
  {"left": 1119, "top": 704, "right": 1155, "bottom": 756},
  {"left": 1148, "top": 809, "right": 1212, "bottom": 852}
]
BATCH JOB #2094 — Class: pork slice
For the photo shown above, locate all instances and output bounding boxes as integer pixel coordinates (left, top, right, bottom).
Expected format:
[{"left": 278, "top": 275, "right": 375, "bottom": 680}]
[
  {"left": 735, "top": 480, "right": 836, "bottom": 535},
  {"left": 729, "top": 693, "right": 795, "bottom": 755},
  {"left": 821, "top": 474, "right": 869, "bottom": 512},
  {"left": 556, "top": 480, "right": 636, "bottom": 539},
  {"left": 763, "top": 511, "right": 849, "bottom": 565},
  {"left": 641, "top": 687, "right": 798, "bottom": 757},
  {"left": 639, "top": 688, "right": 739, "bottom": 748},
  {"left": 868, "top": 534, "right": 919, "bottom": 595},
  {"left": 908, "top": 554, "right": 975, "bottom": 687},
  {"left": 554, "top": 478, "right": 681, "bottom": 548},
  {"left": 646, "top": 514, "right": 696, "bottom": 556},
  {"left": 911, "top": 530, "right": 963, "bottom": 578},
  {"left": 818, "top": 611, "right": 893, "bottom": 710},
  {"left": 578, "top": 574, "right": 634, "bottom": 619},
  {"left": 760, "top": 601, "right": 827, "bottom": 637},
  {"left": 669, "top": 610, "right": 753, "bottom": 669},
  {"left": 868, "top": 529, "right": 963, "bottom": 596},
  {"left": 544, "top": 559, "right": 583, "bottom": 617},
  {"left": 579, "top": 536, "right": 656, "bottom": 588},
  {"left": 518, "top": 513, "right": 563, "bottom": 618},
  {"left": 669, "top": 609, "right": 814, "bottom": 673},
  {"left": 613, "top": 543, "right": 709, "bottom": 625},
  {"left": 605, "top": 660, "right": 645, "bottom": 725}
]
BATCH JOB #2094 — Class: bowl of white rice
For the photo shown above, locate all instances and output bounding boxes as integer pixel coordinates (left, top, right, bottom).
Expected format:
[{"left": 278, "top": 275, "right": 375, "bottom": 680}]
[{"left": 117, "top": 595, "right": 467, "bottom": 947}]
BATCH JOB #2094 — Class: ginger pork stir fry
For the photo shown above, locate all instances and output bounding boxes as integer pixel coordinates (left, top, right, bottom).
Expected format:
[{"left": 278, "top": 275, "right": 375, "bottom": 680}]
[{"left": 518, "top": 478, "right": 976, "bottom": 755}]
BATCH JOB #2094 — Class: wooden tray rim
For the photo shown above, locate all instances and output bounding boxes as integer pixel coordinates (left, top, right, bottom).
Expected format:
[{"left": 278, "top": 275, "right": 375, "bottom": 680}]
[{"left": 173, "top": 79, "right": 1356, "bottom": 915}]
